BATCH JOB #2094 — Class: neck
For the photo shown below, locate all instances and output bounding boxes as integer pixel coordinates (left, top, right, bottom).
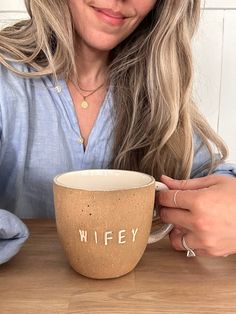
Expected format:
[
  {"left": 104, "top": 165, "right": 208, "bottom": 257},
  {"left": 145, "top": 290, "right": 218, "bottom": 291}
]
[{"left": 73, "top": 38, "right": 109, "bottom": 88}]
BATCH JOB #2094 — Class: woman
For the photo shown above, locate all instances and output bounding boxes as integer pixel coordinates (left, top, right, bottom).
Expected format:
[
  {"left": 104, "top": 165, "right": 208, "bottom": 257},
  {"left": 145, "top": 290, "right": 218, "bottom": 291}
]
[{"left": 0, "top": 0, "right": 235, "bottom": 260}]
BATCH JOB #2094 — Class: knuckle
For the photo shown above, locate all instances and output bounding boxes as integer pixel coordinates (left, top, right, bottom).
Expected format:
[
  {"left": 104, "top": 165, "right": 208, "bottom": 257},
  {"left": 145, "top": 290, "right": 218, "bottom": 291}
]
[
  {"left": 193, "top": 216, "right": 202, "bottom": 230},
  {"left": 192, "top": 194, "right": 205, "bottom": 211},
  {"left": 200, "top": 236, "right": 217, "bottom": 251},
  {"left": 193, "top": 216, "right": 211, "bottom": 232},
  {"left": 179, "top": 179, "right": 188, "bottom": 189}
]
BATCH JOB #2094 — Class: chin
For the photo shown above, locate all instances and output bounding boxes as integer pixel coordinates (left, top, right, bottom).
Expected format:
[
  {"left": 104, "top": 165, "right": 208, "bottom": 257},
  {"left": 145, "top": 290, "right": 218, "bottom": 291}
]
[
  {"left": 86, "top": 36, "right": 123, "bottom": 52},
  {"left": 90, "top": 43, "right": 118, "bottom": 51}
]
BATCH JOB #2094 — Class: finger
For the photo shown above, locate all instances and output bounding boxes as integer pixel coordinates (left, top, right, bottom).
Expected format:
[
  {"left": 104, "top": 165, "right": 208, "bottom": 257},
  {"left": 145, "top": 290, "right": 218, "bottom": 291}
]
[
  {"left": 160, "top": 174, "right": 222, "bottom": 191},
  {"left": 160, "top": 207, "right": 193, "bottom": 230},
  {"left": 170, "top": 231, "right": 214, "bottom": 256},
  {"left": 170, "top": 230, "right": 200, "bottom": 252},
  {"left": 157, "top": 189, "right": 199, "bottom": 211},
  {"left": 171, "top": 230, "right": 235, "bottom": 257}
]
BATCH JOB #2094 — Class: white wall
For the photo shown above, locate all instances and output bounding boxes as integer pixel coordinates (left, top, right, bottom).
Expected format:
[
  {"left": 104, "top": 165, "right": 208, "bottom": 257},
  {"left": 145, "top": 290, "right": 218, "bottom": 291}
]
[
  {"left": 0, "top": 0, "right": 236, "bottom": 161},
  {"left": 0, "top": 0, "right": 28, "bottom": 28},
  {"left": 192, "top": 2, "right": 236, "bottom": 162}
]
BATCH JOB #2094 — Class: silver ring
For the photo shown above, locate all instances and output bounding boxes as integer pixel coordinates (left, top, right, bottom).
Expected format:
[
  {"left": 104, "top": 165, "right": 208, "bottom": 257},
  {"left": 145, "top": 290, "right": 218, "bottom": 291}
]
[
  {"left": 181, "top": 235, "right": 196, "bottom": 257},
  {"left": 173, "top": 190, "right": 180, "bottom": 207}
]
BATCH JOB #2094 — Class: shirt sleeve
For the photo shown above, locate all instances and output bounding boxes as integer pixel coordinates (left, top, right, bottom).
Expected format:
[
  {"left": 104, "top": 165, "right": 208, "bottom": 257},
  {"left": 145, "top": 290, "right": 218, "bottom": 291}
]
[
  {"left": 0, "top": 106, "right": 29, "bottom": 264},
  {"left": 0, "top": 209, "right": 29, "bottom": 265},
  {"left": 191, "top": 133, "right": 236, "bottom": 178}
]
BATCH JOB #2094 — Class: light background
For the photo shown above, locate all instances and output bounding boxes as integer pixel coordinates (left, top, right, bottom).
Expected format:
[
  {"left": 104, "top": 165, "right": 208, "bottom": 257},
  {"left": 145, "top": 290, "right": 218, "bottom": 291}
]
[{"left": 0, "top": 0, "right": 236, "bottom": 162}]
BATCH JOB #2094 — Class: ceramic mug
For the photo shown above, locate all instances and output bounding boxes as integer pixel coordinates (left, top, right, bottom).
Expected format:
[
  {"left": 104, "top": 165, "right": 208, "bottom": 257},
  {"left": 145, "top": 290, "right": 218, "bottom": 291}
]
[{"left": 53, "top": 169, "right": 173, "bottom": 279}]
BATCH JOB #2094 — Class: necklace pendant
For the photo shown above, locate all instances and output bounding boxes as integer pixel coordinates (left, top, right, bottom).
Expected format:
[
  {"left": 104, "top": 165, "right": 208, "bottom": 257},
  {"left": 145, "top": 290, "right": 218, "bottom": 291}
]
[{"left": 81, "top": 100, "right": 89, "bottom": 109}]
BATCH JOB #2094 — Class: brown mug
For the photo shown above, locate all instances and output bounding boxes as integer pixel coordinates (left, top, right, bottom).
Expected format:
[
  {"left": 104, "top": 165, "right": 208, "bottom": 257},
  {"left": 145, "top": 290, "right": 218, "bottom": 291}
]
[{"left": 53, "top": 169, "right": 173, "bottom": 279}]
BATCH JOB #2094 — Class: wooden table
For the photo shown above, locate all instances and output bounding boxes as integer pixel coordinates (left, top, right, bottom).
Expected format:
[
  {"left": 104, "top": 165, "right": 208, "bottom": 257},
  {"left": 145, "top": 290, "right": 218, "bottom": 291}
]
[{"left": 1, "top": 220, "right": 236, "bottom": 314}]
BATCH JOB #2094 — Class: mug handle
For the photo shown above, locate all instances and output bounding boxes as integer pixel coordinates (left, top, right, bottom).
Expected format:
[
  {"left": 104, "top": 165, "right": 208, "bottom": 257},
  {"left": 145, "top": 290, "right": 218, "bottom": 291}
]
[{"left": 148, "top": 181, "right": 173, "bottom": 244}]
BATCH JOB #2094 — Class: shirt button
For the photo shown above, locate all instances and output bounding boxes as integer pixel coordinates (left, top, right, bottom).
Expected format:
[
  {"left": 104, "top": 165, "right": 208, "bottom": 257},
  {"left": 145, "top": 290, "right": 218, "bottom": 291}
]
[
  {"left": 78, "top": 137, "right": 84, "bottom": 144},
  {"left": 55, "top": 85, "right": 62, "bottom": 93}
]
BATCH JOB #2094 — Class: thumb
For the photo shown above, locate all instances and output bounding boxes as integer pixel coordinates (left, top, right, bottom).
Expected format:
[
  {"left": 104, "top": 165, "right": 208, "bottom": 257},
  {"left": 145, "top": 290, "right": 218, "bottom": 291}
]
[{"left": 160, "top": 174, "right": 220, "bottom": 190}]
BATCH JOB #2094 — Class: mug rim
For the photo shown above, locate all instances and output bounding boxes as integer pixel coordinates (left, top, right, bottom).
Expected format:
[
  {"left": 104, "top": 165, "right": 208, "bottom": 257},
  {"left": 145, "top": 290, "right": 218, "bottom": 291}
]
[{"left": 53, "top": 169, "right": 155, "bottom": 192}]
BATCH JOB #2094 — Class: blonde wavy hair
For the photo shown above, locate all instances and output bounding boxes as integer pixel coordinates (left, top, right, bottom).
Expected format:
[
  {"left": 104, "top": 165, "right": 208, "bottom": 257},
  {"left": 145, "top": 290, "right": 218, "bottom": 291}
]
[{"left": 0, "top": 0, "right": 228, "bottom": 179}]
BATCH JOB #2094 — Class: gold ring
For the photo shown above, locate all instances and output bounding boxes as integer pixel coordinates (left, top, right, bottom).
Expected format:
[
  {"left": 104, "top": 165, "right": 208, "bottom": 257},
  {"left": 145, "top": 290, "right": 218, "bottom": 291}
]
[{"left": 173, "top": 190, "right": 180, "bottom": 207}]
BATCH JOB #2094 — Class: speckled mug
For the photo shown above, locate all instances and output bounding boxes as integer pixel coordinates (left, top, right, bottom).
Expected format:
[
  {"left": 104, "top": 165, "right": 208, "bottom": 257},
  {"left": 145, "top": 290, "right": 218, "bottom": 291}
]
[{"left": 53, "top": 169, "right": 173, "bottom": 279}]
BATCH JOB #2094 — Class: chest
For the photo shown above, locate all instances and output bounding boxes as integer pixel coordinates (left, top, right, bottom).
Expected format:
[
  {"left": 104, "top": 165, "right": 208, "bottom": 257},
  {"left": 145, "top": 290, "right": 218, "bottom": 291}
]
[
  {"left": 67, "top": 80, "right": 108, "bottom": 150},
  {"left": 0, "top": 79, "right": 114, "bottom": 186}
]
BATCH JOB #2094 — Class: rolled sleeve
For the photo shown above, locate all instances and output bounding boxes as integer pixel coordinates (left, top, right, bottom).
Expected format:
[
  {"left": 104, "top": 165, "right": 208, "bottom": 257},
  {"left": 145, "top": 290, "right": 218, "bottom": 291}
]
[
  {"left": 211, "top": 162, "right": 236, "bottom": 177},
  {"left": 191, "top": 134, "right": 236, "bottom": 178}
]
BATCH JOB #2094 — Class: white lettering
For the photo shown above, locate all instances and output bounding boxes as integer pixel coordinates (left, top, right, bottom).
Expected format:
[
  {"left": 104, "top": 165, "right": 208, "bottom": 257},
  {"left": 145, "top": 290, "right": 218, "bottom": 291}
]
[
  {"left": 104, "top": 231, "right": 113, "bottom": 246},
  {"left": 78, "top": 228, "right": 139, "bottom": 245},
  {"left": 94, "top": 231, "right": 98, "bottom": 244},
  {"left": 118, "top": 230, "right": 126, "bottom": 244},
  {"left": 79, "top": 230, "right": 88, "bottom": 242},
  {"left": 132, "top": 228, "right": 138, "bottom": 242}
]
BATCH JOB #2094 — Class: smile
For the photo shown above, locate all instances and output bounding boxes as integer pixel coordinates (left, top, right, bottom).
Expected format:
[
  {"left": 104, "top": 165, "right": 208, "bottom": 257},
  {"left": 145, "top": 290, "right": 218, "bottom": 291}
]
[{"left": 92, "top": 7, "right": 127, "bottom": 26}]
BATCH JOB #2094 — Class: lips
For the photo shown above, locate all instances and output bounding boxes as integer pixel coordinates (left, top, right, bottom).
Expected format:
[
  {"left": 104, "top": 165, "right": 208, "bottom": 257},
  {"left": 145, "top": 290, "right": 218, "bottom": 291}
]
[
  {"left": 91, "top": 6, "right": 128, "bottom": 26},
  {"left": 93, "top": 7, "right": 126, "bottom": 20}
]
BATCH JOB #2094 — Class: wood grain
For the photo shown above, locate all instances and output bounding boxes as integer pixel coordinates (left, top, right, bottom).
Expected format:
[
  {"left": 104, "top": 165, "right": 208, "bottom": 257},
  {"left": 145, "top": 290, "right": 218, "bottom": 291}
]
[{"left": 1, "top": 220, "right": 236, "bottom": 314}]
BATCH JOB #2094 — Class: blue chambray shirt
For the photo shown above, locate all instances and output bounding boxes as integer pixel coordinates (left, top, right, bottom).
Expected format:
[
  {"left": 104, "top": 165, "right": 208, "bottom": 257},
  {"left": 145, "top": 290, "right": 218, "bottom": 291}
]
[{"left": 0, "top": 62, "right": 235, "bottom": 218}]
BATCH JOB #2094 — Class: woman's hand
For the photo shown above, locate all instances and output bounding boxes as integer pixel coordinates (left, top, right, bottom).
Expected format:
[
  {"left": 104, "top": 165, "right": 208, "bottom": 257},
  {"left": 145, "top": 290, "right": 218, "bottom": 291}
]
[{"left": 158, "top": 174, "right": 236, "bottom": 257}]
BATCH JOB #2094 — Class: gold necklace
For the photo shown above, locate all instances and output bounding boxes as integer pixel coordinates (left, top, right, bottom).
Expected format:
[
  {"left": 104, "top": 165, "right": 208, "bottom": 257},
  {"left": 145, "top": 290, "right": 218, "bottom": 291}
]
[
  {"left": 71, "top": 80, "right": 105, "bottom": 109},
  {"left": 77, "top": 84, "right": 98, "bottom": 93}
]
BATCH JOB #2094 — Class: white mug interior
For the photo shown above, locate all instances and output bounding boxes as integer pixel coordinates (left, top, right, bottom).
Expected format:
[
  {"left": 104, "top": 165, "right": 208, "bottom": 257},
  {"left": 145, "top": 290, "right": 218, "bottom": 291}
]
[{"left": 54, "top": 169, "right": 155, "bottom": 191}]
